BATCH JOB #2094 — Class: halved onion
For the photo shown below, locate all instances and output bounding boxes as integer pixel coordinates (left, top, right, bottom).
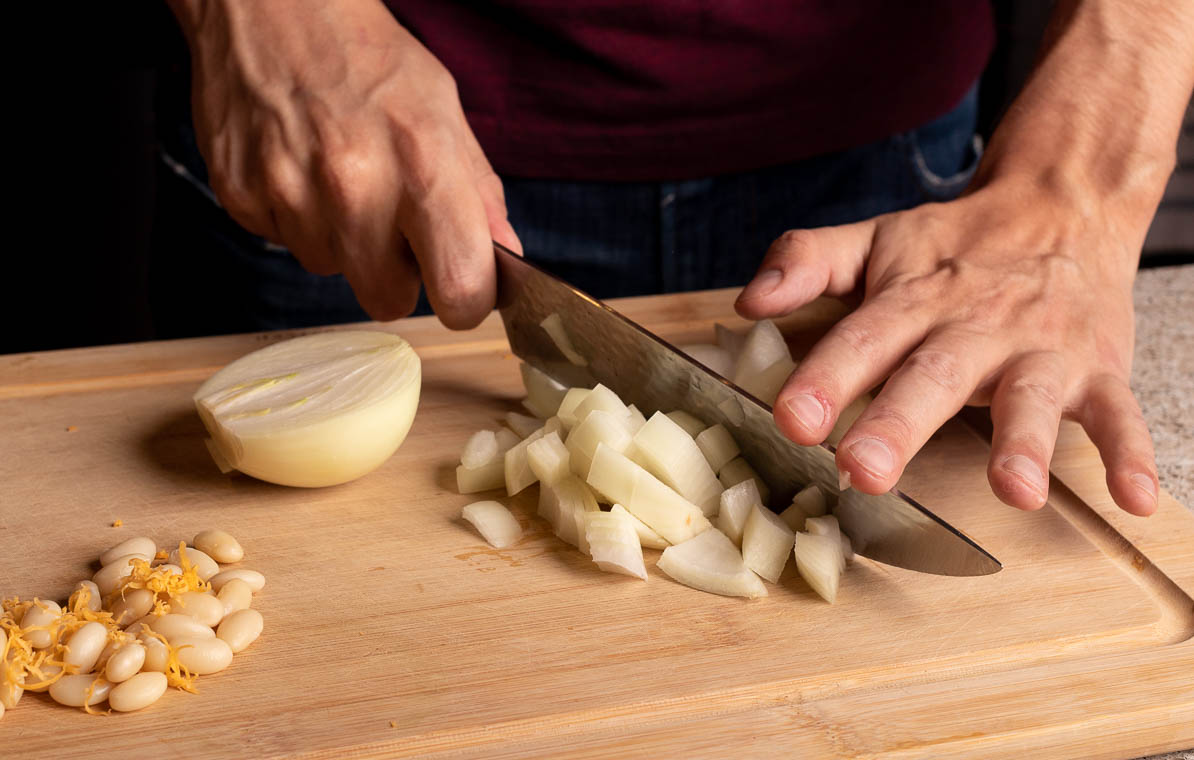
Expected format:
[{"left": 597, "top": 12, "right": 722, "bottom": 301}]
[{"left": 194, "top": 331, "right": 420, "bottom": 488}]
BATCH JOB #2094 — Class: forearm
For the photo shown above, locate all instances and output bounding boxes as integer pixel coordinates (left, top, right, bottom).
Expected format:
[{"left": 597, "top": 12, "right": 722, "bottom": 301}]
[{"left": 976, "top": 0, "right": 1194, "bottom": 241}]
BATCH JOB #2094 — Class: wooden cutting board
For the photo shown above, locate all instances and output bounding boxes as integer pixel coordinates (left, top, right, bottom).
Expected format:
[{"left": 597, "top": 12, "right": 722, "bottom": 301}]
[{"left": 1, "top": 289, "right": 1191, "bottom": 759}]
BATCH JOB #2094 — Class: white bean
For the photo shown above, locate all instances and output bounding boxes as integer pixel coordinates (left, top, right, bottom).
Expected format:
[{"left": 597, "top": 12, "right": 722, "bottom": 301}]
[
  {"left": 208, "top": 568, "right": 265, "bottom": 593},
  {"left": 141, "top": 613, "right": 215, "bottom": 644},
  {"left": 20, "top": 599, "right": 62, "bottom": 649},
  {"left": 0, "top": 675, "right": 21, "bottom": 709},
  {"left": 173, "top": 636, "right": 233, "bottom": 675},
  {"left": 217, "top": 609, "right": 263, "bottom": 653},
  {"left": 100, "top": 536, "right": 156, "bottom": 567},
  {"left": 168, "top": 546, "right": 219, "bottom": 581},
  {"left": 110, "top": 587, "right": 156, "bottom": 626},
  {"left": 49, "top": 673, "right": 112, "bottom": 707},
  {"left": 216, "top": 578, "right": 253, "bottom": 617},
  {"left": 72, "top": 580, "right": 102, "bottom": 612},
  {"left": 170, "top": 591, "right": 224, "bottom": 627},
  {"left": 63, "top": 621, "right": 108, "bottom": 673},
  {"left": 138, "top": 633, "right": 170, "bottom": 672},
  {"left": 193, "top": 529, "right": 244, "bottom": 563},
  {"left": 109, "top": 671, "right": 167, "bottom": 712},
  {"left": 93, "top": 555, "right": 143, "bottom": 596},
  {"left": 104, "top": 642, "right": 146, "bottom": 683}
]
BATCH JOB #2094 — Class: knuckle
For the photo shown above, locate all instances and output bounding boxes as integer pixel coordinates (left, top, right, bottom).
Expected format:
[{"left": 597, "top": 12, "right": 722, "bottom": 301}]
[
  {"left": 832, "top": 319, "right": 882, "bottom": 363},
  {"left": 262, "top": 156, "right": 305, "bottom": 211},
  {"left": 393, "top": 120, "right": 456, "bottom": 196},
  {"left": 1005, "top": 377, "right": 1061, "bottom": 410},
  {"left": 902, "top": 348, "right": 967, "bottom": 396},
  {"left": 318, "top": 145, "right": 380, "bottom": 221},
  {"left": 771, "top": 229, "right": 816, "bottom": 261},
  {"left": 856, "top": 404, "right": 916, "bottom": 450}
]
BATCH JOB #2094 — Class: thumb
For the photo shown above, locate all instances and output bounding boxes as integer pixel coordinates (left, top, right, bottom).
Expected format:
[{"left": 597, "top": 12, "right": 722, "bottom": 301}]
[{"left": 735, "top": 220, "right": 876, "bottom": 320}]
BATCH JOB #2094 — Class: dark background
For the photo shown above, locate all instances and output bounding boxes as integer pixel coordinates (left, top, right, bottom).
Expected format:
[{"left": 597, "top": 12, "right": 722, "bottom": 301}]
[{"left": 4, "top": 2, "right": 1190, "bottom": 355}]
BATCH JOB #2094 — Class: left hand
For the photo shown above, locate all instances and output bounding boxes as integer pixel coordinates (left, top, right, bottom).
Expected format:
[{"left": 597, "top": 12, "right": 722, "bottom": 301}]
[{"left": 735, "top": 180, "right": 1159, "bottom": 516}]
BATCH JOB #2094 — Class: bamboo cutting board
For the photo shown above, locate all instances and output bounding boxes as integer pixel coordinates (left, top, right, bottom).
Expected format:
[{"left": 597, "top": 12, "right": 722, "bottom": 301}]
[{"left": 0, "top": 289, "right": 1191, "bottom": 759}]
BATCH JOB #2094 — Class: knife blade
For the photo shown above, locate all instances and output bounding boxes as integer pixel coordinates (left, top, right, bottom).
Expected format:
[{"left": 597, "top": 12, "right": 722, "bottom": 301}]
[{"left": 494, "top": 242, "right": 1000, "bottom": 577}]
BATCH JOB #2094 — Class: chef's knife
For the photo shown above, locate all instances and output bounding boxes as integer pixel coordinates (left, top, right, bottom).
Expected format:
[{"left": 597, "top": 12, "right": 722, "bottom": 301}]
[{"left": 494, "top": 242, "right": 1001, "bottom": 576}]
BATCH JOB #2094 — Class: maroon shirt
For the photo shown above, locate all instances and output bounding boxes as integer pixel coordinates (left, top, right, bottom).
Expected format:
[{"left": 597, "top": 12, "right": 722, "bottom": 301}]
[{"left": 387, "top": 2, "right": 994, "bottom": 181}]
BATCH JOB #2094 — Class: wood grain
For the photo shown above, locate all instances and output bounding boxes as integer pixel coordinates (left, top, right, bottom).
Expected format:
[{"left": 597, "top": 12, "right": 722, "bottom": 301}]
[{"left": 0, "top": 289, "right": 1190, "bottom": 759}]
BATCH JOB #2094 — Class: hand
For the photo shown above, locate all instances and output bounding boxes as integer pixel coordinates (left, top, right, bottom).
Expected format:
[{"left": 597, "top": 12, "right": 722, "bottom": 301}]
[
  {"left": 735, "top": 181, "right": 1159, "bottom": 516},
  {"left": 170, "top": 0, "right": 520, "bottom": 327}
]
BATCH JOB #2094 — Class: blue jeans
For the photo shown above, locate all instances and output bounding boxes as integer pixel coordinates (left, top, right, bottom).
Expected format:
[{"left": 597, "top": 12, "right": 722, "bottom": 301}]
[{"left": 151, "top": 87, "right": 980, "bottom": 337}]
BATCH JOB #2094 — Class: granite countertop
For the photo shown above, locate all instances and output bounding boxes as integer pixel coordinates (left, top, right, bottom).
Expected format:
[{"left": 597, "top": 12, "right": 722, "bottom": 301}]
[{"left": 1130, "top": 264, "right": 1192, "bottom": 760}]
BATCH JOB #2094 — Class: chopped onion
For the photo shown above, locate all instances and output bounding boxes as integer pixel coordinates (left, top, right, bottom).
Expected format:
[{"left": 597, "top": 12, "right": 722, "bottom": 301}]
[
  {"left": 461, "top": 430, "right": 499, "bottom": 469},
  {"left": 840, "top": 532, "right": 855, "bottom": 563},
  {"left": 526, "top": 431, "right": 571, "bottom": 485},
  {"left": 717, "top": 479, "right": 762, "bottom": 546},
  {"left": 630, "top": 412, "right": 723, "bottom": 516},
  {"left": 504, "top": 427, "right": 546, "bottom": 496},
  {"left": 556, "top": 387, "right": 592, "bottom": 431},
  {"left": 519, "top": 362, "right": 568, "bottom": 418},
  {"left": 780, "top": 484, "right": 827, "bottom": 530},
  {"left": 679, "top": 343, "right": 734, "bottom": 378},
  {"left": 625, "top": 404, "right": 647, "bottom": 434},
  {"left": 543, "top": 476, "right": 599, "bottom": 549},
  {"left": 571, "top": 384, "right": 631, "bottom": 429},
  {"left": 742, "top": 504, "right": 796, "bottom": 583},
  {"left": 794, "top": 531, "right": 844, "bottom": 603},
  {"left": 586, "top": 443, "right": 711, "bottom": 544},
  {"left": 456, "top": 459, "right": 505, "bottom": 494},
  {"left": 194, "top": 330, "right": 421, "bottom": 488},
  {"left": 566, "top": 409, "right": 635, "bottom": 480},
  {"left": 585, "top": 511, "right": 647, "bottom": 580},
  {"left": 657, "top": 528, "right": 767, "bottom": 599},
  {"left": 462, "top": 501, "right": 522, "bottom": 549},
  {"left": 695, "top": 424, "right": 740, "bottom": 474},
  {"left": 805, "top": 515, "right": 846, "bottom": 571},
  {"left": 610, "top": 504, "right": 669, "bottom": 550},
  {"left": 495, "top": 427, "right": 521, "bottom": 453},
  {"left": 738, "top": 356, "right": 796, "bottom": 406},
  {"left": 731, "top": 320, "right": 789, "bottom": 390},
  {"left": 714, "top": 323, "right": 746, "bottom": 363},
  {"left": 505, "top": 411, "right": 542, "bottom": 439},
  {"left": 540, "top": 313, "right": 588, "bottom": 366},
  {"left": 718, "top": 457, "right": 771, "bottom": 507},
  {"left": 664, "top": 410, "right": 706, "bottom": 438}
]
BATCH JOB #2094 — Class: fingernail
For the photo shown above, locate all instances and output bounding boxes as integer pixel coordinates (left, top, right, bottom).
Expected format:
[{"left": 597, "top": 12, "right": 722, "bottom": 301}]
[
  {"left": 784, "top": 393, "right": 825, "bottom": 433},
  {"left": 738, "top": 269, "right": 783, "bottom": 301},
  {"left": 1001, "top": 454, "right": 1046, "bottom": 495},
  {"left": 1130, "top": 473, "right": 1158, "bottom": 502},
  {"left": 847, "top": 438, "right": 894, "bottom": 479}
]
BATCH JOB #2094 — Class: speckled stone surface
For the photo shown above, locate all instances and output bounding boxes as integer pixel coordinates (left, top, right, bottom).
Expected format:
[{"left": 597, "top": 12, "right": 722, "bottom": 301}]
[
  {"left": 1131, "top": 265, "right": 1191, "bottom": 760},
  {"left": 1131, "top": 265, "right": 1194, "bottom": 510}
]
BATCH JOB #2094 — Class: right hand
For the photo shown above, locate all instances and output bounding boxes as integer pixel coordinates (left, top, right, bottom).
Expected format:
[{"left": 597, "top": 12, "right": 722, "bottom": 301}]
[{"left": 169, "top": 0, "right": 521, "bottom": 327}]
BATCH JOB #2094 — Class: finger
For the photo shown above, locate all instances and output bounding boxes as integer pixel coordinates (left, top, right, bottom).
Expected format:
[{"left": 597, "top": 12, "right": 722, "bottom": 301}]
[
  {"left": 773, "top": 291, "right": 936, "bottom": 445},
  {"left": 835, "top": 326, "right": 1000, "bottom": 493},
  {"left": 261, "top": 147, "right": 338, "bottom": 276},
  {"left": 735, "top": 221, "right": 876, "bottom": 320},
  {"left": 397, "top": 132, "right": 496, "bottom": 330},
  {"left": 461, "top": 124, "right": 523, "bottom": 256},
  {"left": 986, "top": 352, "right": 1067, "bottom": 511},
  {"left": 1079, "top": 374, "right": 1159, "bottom": 516},
  {"left": 340, "top": 233, "right": 422, "bottom": 322}
]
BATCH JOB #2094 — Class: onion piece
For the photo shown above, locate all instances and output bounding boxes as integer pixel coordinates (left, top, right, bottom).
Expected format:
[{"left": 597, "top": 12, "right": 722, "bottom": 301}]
[
  {"left": 585, "top": 511, "right": 647, "bottom": 580},
  {"left": 742, "top": 504, "right": 796, "bottom": 583},
  {"left": 738, "top": 356, "right": 796, "bottom": 406},
  {"left": 526, "top": 431, "right": 571, "bottom": 485},
  {"left": 556, "top": 388, "right": 592, "bottom": 431},
  {"left": 462, "top": 501, "right": 522, "bottom": 549},
  {"left": 625, "top": 404, "right": 647, "bottom": 434},
  {"left": 520, "top": 362, "right": 568, "bottom": 418},
  {"left": 540, "top": 313, "right": 589, "bottom": 366},
  {"left": 805, "top": 515, "right": 846, "bottom": 571},
  {"left": 840, "top": 532, "right": 856, "bottom": 563},
  {"left": 566, "top": 409, "right": 635, "bottom": 480},
  {"left": 664, "top": 410, "right": 706, "bottom": 438},
  {"left": 504, "top": 427, "right": 546, "bottom": 496},
  {"left": 545, "top": 476, "right": 599, "bottom": 549},
  {"left": 794, "top": 531, "right": 844, "bottom": 603},
  {"left": 456, "top": 459, "right": 505, "bottom": 494},
  {"left": 505, "top": 411, "right": 542, "bottom": 439},
  {"left": 571, "top": 384, "right": 631, "bottom": 429},
  {"left": 194, "top": 330, "right": 421, "bottom": 488},
  {"left": 610, "top": 504, "right": 669, "bottom": 550},
  {"left": 780, "top": 484, "right": 827, "bottom": 530},
  {"left": 732, "top": 320, "right": 789, "bottom": 386},
  {"left": 718, "top": 457, "right": 771, "bottom": 507},
  {"left": 717, "top": 479, "right": 762, "bottom": 546},
  {"left": 695, "top": 424, "right": 740, "bottom": 474},
  {"left": 714, "top": 323, "right": 746, "bottom": 363},
  {"left": 630, "top": 412, "right": 723, "bottom": 516},
  {"left": 657, "top": 528, "right": 766, "bottom": 599},
  {"left": 679, "top": 343, "right": 734, "bottom": 378},
  {"left": 461, "top": 430, "right": 499, "bottom": 469},
  {"left": 586, "top": 443, "right": 711, "bottom": 544}
]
